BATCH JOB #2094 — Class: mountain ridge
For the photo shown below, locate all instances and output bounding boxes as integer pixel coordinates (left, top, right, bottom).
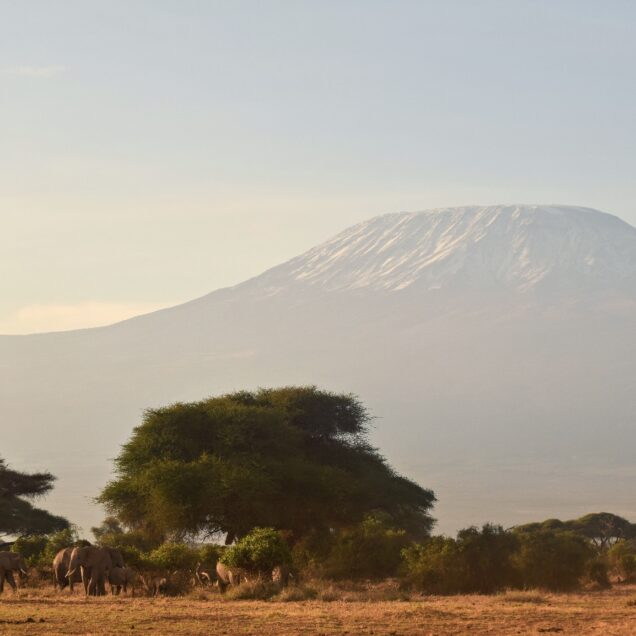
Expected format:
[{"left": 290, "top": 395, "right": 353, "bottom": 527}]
[
  {"left": 1, "top": 204, "right": 635, "bottom": 534},
  {"left": 251, "top": 204, "right": 636, "bottom": 296}
]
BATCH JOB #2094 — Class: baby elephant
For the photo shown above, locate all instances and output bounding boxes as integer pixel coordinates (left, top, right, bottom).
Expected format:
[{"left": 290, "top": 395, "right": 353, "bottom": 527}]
[{"left": 109, "top": 566, "right": 136, "bottom": 595}]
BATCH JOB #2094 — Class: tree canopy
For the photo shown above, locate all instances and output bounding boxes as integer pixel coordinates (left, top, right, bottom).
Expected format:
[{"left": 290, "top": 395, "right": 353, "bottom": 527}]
[
  {"left": 98, "top": 386, "right": 435, "bottom": 542},
  {"left": 514, "top": 512, "right": 636, "bottom": 551},
  {"left": 0, "top": 458, "right": 69, "bottom": 537}
]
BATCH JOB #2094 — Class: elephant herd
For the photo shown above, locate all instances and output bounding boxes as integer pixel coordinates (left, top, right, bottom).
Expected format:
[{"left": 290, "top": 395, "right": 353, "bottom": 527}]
[
  {"left": 52, "top": 545, "right": 133, "bottom": 596},
  {"left": 0, "top": 546, "right": 290, "bottom": 597}
]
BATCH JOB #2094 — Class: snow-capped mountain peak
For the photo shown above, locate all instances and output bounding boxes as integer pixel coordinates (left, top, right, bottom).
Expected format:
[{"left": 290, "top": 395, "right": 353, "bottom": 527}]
[{"left": 258, "top": 205, "right": 636, "bottom": 293}]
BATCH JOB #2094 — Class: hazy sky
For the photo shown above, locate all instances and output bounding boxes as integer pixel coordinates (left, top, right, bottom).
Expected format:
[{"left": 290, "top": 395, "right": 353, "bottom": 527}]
[{"left": 2, "top": 1, "right": 636, "bottom": 333}]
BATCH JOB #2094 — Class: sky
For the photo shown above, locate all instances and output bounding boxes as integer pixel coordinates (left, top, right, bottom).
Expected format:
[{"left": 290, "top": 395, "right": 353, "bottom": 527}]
[{"left": 2, "top": 0, "right": 636, "bottom": 334}]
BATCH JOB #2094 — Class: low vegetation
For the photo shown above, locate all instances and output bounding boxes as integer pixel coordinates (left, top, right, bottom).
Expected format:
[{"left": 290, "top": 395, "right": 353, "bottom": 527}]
[{"left": 2, "top": 385, "right": 636, "bottom": 636}]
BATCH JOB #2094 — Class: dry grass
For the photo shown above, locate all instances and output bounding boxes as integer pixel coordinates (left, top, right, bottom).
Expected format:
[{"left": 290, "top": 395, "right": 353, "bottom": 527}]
[
  {"left": 500, "top": 590, "right": 550, "bottom": 604},
  {"left": 0, "top": 583, "right": 636, "bottom": 635}
]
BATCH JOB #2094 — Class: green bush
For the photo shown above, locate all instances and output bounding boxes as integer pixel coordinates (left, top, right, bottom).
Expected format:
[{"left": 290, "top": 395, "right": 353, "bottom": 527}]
[
  {"left": 607, "top": 539, "right": 636, "bottom": 581},
  {"left": 198, "top": 544, "right": 222, "bottom": 570},
  {"left": 221, "top": 527, "right": 291, "bottom": 576},
  {"left": 401, "top": 536, "right": 462, "bottom": 594},
  {"left": 586, "top": 557, "right": 611, "bottom": 588},
  {"left": 12, "top": 527, "right": 83, "bottom": 568},
  {"left": 323, "top": 516, "right": 409, "bottom": 579},
  {"left": 12, "top": 535, "right": 49, "bottom": 567},
  {"left": 401, "top": 524, "right": 518, "bottom": 594},
  {"left": 514, "top": 530, "right": 592, "bottom": 591},
  {"left": 147, "top": 542, "right": 200, "bottom": 572},
  {"left": 290, "top": 529, "right": 334, "bottom": 575}
]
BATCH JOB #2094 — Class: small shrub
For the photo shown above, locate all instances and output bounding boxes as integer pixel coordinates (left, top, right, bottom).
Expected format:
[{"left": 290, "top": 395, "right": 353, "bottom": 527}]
[
  {"left": 607, "top": 540, "right": 636, "bottom": 581},
  {"left": 291, "top": 529, "right": 334, "bottom": 576},
  {"left": 514, "top": 530, "right": 593, "bottom": 591},
  {"left": 198, "top": 544, "right": 222, "bottom": 570},
  {"left": 620, "top": 555, "right": 636, "bottom": 580},
  {"left": 12, "top": 536, "right": 49, "bottom": 567},
  {"left": 585, "top": 558, "right": 611, "bottom": 589},
  {"left": 323, "top": 516, "right": 410, "bottom": 580},
  {"left": 12, "top": 527, "right": 83, "bottom": 568},
  {"left": 401, "top": 524, "right": 518, "bottom": 594},
  {"left": 147, "top": 542, "right": 199, "bottom": 572},
  {"left": 221, "top": 528, "right": 291, "bottom": 577}
]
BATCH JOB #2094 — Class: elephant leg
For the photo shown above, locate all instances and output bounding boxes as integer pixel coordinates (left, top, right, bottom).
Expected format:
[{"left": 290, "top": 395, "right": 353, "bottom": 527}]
[
  {"left": 81, "top": 567, "right": 90, "bottom": 595},
  {"left": 0, "top": 571, "right": 5, "bottom": 594},
  {"left": 5, "top": 572, "right": 17, "bottom": 592}
]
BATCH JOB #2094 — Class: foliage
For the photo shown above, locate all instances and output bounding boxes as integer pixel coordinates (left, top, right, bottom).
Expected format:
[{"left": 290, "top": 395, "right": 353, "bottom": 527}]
[
  {"left": 98, "top": 387, "right": 435, "bottom": 542},
  {"left": 92, "top": 516, "right": 160, "bottom": 553},
  {"left": 323, "top": 516, "right": 409, "bottom": 579},
  {"left": 568, "top": 513, "right": 636, "bottom": 550},
  {"left": 198, "top": 544, "right": 222, "bottom": 570},
  {"left": 401, "top": 536, "right": 464, "bottom": 594},
  {"left": 147, "top": 542, "right": 200, "bottom": 572},
  {"left": 402, "top": 524, "right": 518, "bottom": 594},
  {"left": 11, "top": 527, "right": 83, "bottom": 567},
  {"left": 0, "top": 457, "right": 69, "bottom": 536},
  {"left": 515, "top": 513, "right": 636, "bottom": 552},
  {"left": 290, "top": 528, "right": 335, "bottom": 575},
  {"left": 585, "top": 557, "right": 611, "bottom": 588},
  {"left": 221, "top": 527, "right": 291, "bottom": 575},
  {"left": 91, "top": 516, "right": 124, "bottom": 541},
  {"left": 513, "top": 530, "right": 593, "bottom": 591},
  {"left": 607, "top": 539, "right": 636, "bottom": 581},
  {"left": 11, "top": 534, "right": 48, "bottom": 566}
]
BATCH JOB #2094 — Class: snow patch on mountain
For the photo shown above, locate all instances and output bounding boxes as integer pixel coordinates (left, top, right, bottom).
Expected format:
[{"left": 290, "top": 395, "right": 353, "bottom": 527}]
[{"left": 257, "top": 205, "right": 636, "bottom": 293}]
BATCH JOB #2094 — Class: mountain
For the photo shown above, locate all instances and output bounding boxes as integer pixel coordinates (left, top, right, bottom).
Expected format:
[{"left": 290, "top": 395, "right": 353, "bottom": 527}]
[
  {"left": 2, "top": 204, "right": 636, "bottom": 534},
  {"left": 256, "top": 205, "right": 636, "bottom": 294}
]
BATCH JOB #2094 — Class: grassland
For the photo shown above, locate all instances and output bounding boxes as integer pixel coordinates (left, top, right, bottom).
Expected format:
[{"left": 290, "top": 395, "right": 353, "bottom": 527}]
[{"left": 1, "top": 585, "right": 635, "bottom": 635}]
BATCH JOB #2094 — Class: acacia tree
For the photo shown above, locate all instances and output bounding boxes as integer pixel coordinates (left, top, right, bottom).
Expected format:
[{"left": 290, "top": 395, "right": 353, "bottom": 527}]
[
  {"left": 0, "top": 458, "right": 69, "bottom": 537},
  {"left": 515, "top": 512, "right": 636, "bottom": 551},
  {"left": 98, "top": 387, "right": 435, "bottom": 543}
]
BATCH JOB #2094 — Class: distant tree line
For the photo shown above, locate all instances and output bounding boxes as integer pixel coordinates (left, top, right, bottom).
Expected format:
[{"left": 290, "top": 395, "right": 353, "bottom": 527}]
[{"left": 5, "top": 386, "right": 636, "bottom": 596}]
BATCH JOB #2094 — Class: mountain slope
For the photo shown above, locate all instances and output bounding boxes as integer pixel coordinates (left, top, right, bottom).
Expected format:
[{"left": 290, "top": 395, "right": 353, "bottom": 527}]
[{"left": 1, "top": 205, "right": 635, "bottom": 534}]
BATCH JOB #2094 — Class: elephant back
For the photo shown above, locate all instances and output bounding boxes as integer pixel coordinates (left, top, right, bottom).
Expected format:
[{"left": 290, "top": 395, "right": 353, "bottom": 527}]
[{"left": 105, "top": 547, "right": 125, "bottom": 569}]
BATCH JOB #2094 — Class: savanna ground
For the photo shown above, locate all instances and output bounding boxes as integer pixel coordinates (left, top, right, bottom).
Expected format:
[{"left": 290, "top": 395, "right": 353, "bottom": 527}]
[{"left": 1, "top": 584, "right": 636, "bottom": 635}]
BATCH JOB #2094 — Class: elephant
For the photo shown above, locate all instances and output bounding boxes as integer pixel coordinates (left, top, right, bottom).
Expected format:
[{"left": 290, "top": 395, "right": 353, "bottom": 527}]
[
  {"left": 215, "top": 561, "right": 245, "bottom": 593},
  {"left": 104, "top": 547, "right": 125, "bottom": 569},
  {"left": 53, "top": 548, "right": 82, "bottom": 592},
  {"left": 67, "top": 546, "right": 113, "bottom": 596},
  {"left": 0, "top": 551, "right": 27, "bottom": 593},
  {"left": 109, "top": 566, "right": 135, "bottom": 595}
]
